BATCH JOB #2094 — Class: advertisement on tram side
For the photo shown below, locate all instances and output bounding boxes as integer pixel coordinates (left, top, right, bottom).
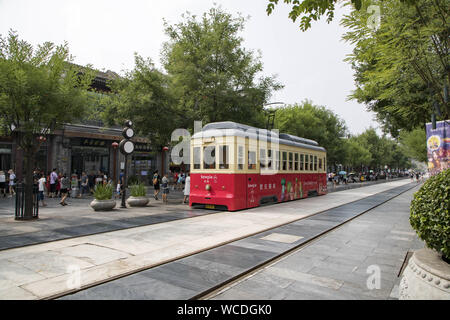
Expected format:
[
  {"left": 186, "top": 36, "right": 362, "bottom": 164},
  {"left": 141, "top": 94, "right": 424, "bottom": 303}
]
[{"left": 426, "top": 120, "right": 449, "bottom": 176}]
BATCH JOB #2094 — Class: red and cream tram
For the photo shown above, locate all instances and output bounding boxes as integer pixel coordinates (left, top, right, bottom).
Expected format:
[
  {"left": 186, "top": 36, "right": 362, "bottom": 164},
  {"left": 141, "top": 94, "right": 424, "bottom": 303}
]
[{"left": 189, "top": 122, "right": 327, "bottom": 211}]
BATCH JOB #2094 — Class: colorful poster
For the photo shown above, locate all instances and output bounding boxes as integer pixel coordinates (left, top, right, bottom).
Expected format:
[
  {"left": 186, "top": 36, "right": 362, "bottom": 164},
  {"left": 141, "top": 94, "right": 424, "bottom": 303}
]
[{"left": 426, "top": 120, "right": 449, "bottom": 176}]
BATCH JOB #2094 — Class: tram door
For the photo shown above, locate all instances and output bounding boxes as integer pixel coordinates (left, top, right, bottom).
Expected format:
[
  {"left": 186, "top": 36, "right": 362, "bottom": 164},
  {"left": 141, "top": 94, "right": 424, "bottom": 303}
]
[{"left": 246, "top": 174, "right": 259, "bottom": 208}]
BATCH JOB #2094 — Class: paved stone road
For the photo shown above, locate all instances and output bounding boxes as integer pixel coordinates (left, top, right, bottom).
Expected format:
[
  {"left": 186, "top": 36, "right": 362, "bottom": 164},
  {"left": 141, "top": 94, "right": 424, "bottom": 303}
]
[
  {"left": 0, "top": 179, "right": 414, "bottom": 300},
  {"left": 209, "top": 185, "right": 424, "bottom": 300}
]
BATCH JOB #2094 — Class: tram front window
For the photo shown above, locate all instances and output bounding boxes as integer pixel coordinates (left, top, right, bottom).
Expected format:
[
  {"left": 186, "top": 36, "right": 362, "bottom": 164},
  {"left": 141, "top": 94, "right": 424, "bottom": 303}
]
[
  {"left": 193, "top": 147, "right": 201, "bottom": 169},
  {"left": 219, "top": 145, "right": 229, "bottom": 169},
  {"left": 203, "top": 146, "right": 216, "bottom": 169}
]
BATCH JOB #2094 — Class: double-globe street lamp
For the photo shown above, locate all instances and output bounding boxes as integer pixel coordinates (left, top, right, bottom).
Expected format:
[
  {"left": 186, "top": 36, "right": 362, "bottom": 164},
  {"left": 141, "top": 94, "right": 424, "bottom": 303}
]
[{"left": 119, "top": 120, "right": 135, "bottom": 208}]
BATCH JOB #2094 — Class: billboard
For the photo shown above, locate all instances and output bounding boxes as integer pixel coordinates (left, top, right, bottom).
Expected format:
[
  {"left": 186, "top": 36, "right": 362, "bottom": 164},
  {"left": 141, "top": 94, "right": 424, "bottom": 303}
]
[{"left": 426, "top": 120, "right": 449, "bottom": 176}]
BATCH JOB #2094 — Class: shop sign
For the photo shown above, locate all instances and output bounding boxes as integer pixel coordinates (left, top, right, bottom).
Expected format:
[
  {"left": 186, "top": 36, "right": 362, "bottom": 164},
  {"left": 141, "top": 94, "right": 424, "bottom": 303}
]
[{"left": 82, "top": 139, "right": 107, "bottom": 147}]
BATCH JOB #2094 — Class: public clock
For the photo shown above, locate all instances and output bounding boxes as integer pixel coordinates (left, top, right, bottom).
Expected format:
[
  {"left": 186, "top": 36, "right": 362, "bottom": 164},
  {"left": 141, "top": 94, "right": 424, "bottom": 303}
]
[
  {"left": 119, "top": 139, "right": 135, "bottom": 155},
  {"left": 122, "top": 127, "right": 135, "bottom": 139}
]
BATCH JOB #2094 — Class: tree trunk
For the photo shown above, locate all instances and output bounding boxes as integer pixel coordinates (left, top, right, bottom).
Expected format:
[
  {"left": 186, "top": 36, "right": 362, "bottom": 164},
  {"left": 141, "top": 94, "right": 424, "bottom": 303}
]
[{"left": 23, "top": 151, "right": 35, "bottom": 220}]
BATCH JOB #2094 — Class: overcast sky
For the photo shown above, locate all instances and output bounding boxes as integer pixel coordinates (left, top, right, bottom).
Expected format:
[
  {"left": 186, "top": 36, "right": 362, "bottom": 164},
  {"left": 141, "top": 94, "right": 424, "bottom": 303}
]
[{"left": 0, "top": 0, "right": 380, "bottom": 135}]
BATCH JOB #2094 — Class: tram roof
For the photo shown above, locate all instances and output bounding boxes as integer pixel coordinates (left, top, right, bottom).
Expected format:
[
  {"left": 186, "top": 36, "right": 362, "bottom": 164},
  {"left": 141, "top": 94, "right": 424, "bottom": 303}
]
[{"left": 192, "top": 121, "right": 326, "bottom": 152}]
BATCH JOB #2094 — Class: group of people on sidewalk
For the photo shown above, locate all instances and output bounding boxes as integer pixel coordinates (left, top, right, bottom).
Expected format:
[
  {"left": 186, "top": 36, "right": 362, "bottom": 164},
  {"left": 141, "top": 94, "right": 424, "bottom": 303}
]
[
  {"left": 0, "top": 169, "right": 16, "bottom": 197},
  {"left": 152, "top": 170, "right": 190, "bottom": 204}
]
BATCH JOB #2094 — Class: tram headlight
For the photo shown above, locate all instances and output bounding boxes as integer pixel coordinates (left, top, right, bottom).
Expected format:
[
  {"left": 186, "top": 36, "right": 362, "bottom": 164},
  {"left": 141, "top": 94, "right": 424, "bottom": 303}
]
[{"left": 205, "top": 184, "right": 211, "bottom": 191}]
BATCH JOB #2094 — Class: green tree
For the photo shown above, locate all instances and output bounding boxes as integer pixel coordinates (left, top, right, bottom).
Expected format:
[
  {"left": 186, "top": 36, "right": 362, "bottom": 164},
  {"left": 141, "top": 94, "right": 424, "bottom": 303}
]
[
  {"left": 100, "top": 54, "right": 176, "bottom": 148},
  {"left": 266, "top": 0, "right": 415, "bottom": 31},
  {"left": 0, "top": 30, "right": 94, "bottom": 219},
  {"left": 341, "top": 0, "right": 449, "bottom": 136},
  {"left": 162, "top": 6, "right": 282, "bottom": 130},
  {"left": 344, "top": 137, "right": 372, "bottom": 170},
  {"left": 274, "top": 100, "right": 348, "bottom": 168},
  {"left": 399, "top": 127, "right": 428, "bottom": 163}
]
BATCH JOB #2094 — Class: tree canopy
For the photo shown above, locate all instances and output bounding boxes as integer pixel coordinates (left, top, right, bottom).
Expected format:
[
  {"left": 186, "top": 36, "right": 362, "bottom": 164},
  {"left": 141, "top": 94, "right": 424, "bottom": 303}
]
[
  {"left": 341, "top": 0, "right": 449, "bottom": 136},
  {"left": 99, "top": 54, "right": 176, "bottom": 148},
  {"left": 162, "top": 6, "right": 283, "bottom": 130},
  {"left": 273, "top": 100, "right": 348, "bottom": 167},
  {"left": 0, "top": 30, "right": 94, "bottom": 218}
]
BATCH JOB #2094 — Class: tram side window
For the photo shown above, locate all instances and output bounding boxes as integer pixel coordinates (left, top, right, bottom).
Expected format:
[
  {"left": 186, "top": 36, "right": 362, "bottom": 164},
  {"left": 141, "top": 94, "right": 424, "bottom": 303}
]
[
  {"left": 219, "top": 145, "right": 229, "bottom": 169},
  {"left": 276, "top": 151, "right": 280, "bottom": 171},
  {"left": 294, "top": 153, "right": 299, "bottom": 171},
  {"left": 203, "top": 146, "right": 216, "bottom": 169},
  {"left": 310, "top": 155, "right": 314, "bottom": 171},
  {"left": 314, "top": 155, "right": 318, "bottom": 171},
  {"left": 260, "top": 149, "right": 266, "bottom": 168},
  {"left": 267, "top": 149, "right": 273, "bottom": 169},
  {"left": 193, "top": 147, "right": 201, "bottom": 169},
  {"left": 248, "top": 150, "right": 256, "bottom": 170},
  {"left": 282, "top": 151, "right": 287, "bottom": 171},
  {"left": 238, "top": 146, "right": 244, "bottom": 170},
  {"left": 300, "top": 154, "right": 304, "bottom": 171},
  {"left": 319, "top": 158, "right": 323, "bottom": 170},
  {"left": 305, "top": 154, "right": 309, "bottom": 171},
  {"left": 289, "top": 152, "right": 293, "bottom": 171}
]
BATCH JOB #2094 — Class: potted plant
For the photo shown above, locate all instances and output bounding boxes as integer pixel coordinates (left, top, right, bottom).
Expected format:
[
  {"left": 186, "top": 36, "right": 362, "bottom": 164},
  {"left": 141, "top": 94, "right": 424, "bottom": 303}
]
[
  {"left": 126, "top": 183, "right": 149, "bottom": 207},
  {"left": 399, "top": 169, "right": 449, "bottom": 299},
  {"left": 90, "top": 184, "right": 116, "bottom": 211}
]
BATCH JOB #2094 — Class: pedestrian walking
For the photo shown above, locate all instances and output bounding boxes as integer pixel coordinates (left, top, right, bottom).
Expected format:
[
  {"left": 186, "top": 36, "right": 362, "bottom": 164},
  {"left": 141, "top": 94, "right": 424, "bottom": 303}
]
[
  {"left": 80, "top": 172, "right": 89, "bottom": 198},
  {"left": 161, "top": 174, "right": 169, "bottom": 204},
  {"left": 38, "top": 173, "right": 47, "bottom": 207},
  {"left": 182, "top": 173, "right": 190, "bottom": 204},
  {"left": 0, "top": 170, "right": 6, "bottom": 197},
  {"left": 60, "top": 174, "right": 70, "bottom": 206},
  {"left": 152, "top": 170, "right": 161, "bottom": 200},
  {"left": 8, "top": 169, "right": 16, "bottom": 197},
  {"left": 49, "top": 168, "right": 58, "bottom": 198}
]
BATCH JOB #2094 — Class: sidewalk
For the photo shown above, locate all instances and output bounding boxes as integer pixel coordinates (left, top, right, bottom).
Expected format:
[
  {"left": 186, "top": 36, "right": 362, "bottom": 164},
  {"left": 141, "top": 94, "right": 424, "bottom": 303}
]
[
  {"left": 0, "top": 179, "right": 413, "bottom": 299},
  {"left": 0, "top": 178, "right": 408, "bottom": 251},
  {"left": 210, "top": 185, "right": 424, "bottom": 300}
]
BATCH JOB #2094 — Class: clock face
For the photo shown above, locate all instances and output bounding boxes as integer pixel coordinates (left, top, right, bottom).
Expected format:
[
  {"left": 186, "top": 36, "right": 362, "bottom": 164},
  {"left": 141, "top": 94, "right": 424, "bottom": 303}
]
[
  {"left": 122, "top": 127, "right": 135, "bottom": 139},
  {"left": 124, "top": 140, "right": 134, "bottom": 154},
  {"left": 126, "top": 128, "right": 134, "bottom": 138}
]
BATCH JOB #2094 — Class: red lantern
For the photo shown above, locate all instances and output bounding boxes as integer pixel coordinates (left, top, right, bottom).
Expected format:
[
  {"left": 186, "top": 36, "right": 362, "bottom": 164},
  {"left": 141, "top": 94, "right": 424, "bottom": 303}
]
[
  {"left": 111, "top": 142, "right": 119, "bottom": 149},
  {"left": 163, "top": 146, "right": 169, "bottom": 151}
]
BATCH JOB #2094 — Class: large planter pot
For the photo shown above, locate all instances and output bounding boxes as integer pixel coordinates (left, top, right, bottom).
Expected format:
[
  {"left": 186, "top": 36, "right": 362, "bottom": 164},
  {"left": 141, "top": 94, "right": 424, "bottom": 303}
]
[
  {"left": 90, "top": 199, "right": 116, "bottom": 211},
  {"left": 399, "top": 248, "right": 450, "bottom": 300},
  {"left": 126, "top": 196, "right": 149, "bottom": 207}
]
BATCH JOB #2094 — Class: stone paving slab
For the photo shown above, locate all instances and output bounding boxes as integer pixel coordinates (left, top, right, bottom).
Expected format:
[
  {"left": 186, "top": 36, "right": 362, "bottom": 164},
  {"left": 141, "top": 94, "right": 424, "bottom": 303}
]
[
  {"left": 211, "top": 185, "right": 425, "bottom": 300},
  {"left": 58, "top": 181, "right": 416, "bottom": 300}
]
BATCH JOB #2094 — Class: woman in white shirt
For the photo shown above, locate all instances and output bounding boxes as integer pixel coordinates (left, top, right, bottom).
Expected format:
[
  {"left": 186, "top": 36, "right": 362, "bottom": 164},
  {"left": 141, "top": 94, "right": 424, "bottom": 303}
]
[
  {"left": 183, "top": 173, "right": 190, "bottom": 204},
  {"left": 8, "top": 169, "right": 16, "bottom": 196},
  {"left": 0, "top": 171, "right": 6, "bottom": 197},
  {"left": 38, "top": 174, "right": 47, "bottom": 206}
]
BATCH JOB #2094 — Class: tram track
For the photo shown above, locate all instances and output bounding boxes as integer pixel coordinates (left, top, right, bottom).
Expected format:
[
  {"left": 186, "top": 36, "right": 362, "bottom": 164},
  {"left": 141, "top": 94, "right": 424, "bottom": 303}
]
[
  {"left": 192, "top": 182, "right": 419, "bottom": 300},
  {"left": 55, "top": 181, "right": 418, "bottom": 300}
]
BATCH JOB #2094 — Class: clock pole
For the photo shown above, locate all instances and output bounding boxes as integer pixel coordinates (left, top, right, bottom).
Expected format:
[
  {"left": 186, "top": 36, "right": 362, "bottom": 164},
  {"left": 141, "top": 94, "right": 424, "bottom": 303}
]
[
  {"left": 119, "top": 120, "right": 135, "bottom": 209},
  {"left": 121, "top": 154, "right": 127, "bottom": 208}
]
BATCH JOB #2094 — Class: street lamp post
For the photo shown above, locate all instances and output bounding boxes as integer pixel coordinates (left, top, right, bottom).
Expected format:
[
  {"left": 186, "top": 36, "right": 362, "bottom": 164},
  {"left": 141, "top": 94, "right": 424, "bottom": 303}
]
[
  {"left": 119, "top": 120, "right": 135, "bottom": 208},
  {"left": 112, "top": 142, "right": 119, "bottom": 184}
]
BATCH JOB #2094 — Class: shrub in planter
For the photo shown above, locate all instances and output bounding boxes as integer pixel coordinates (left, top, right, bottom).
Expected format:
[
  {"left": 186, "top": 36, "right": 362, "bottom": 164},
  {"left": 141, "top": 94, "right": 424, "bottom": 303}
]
[
  {"left": 130, "top": 183, "right": 147, "bottom": 197},
  {"left": 93, "top": 184, "right": 113, "bottom": 200},
  {"left": 410, "top": 169, "right": 449, "bottom": 262},
  {"left": 90, "top": 184, "right": 115, "bottom": 211},
  {"left": 127, "top": 183, "right": 149, "bottom": 207}
]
